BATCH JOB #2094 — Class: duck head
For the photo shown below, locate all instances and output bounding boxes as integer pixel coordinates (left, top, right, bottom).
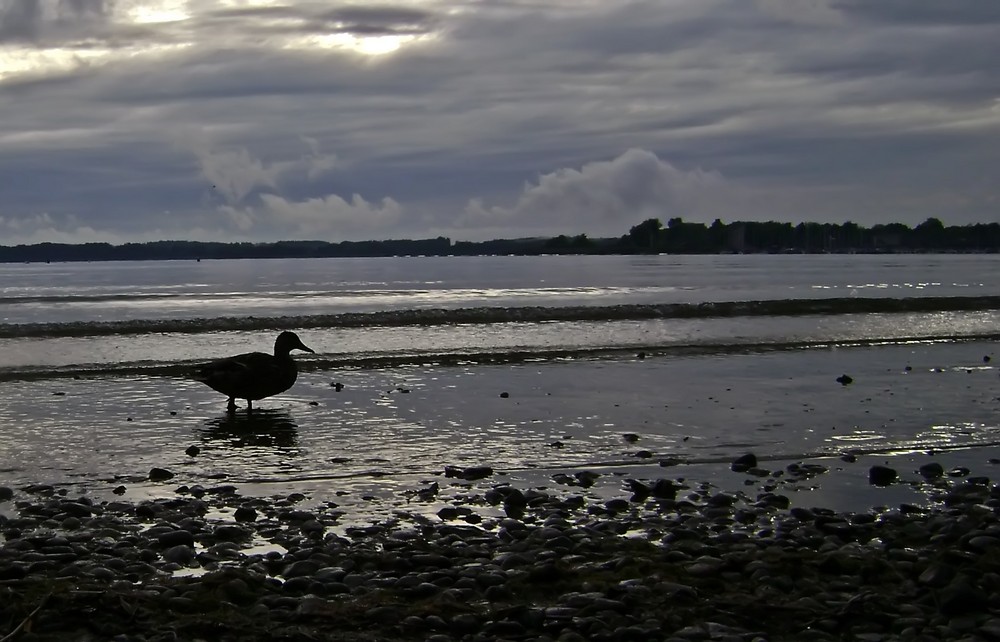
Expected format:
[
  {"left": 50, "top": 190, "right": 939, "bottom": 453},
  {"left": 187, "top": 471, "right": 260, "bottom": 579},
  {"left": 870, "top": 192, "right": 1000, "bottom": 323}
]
[{"left": 275, "top": 331, "right": 315, "bottom": 356}]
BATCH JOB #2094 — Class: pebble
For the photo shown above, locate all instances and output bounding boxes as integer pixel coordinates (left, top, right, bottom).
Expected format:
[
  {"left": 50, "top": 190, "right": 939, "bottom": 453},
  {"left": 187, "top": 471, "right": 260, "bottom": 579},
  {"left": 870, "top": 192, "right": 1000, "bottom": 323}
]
[{"left": 2, "top": 467, "right": 999, "bottom": 641}]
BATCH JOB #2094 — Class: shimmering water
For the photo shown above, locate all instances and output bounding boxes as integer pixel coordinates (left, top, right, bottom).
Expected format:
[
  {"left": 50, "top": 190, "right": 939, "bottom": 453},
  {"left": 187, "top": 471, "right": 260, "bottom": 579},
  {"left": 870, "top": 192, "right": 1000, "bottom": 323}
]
[{"left": 0, "top": 254, "right": 998, "bottom": 515}]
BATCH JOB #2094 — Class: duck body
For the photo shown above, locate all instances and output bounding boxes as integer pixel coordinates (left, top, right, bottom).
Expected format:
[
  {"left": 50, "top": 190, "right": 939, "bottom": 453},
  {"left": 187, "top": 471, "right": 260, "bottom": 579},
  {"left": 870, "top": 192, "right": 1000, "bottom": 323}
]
[{"left": 194, "top": 331, "right": 314, "bottom": 411}]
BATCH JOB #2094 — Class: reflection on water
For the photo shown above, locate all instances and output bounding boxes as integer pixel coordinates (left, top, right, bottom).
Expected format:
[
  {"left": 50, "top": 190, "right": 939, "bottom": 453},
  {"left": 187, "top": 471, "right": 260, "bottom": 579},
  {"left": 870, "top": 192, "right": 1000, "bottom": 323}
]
[
  {"left": 0, "top": 340, "right": 996, "bottom": 518},
  {"left": 199, "top": 409, "right": 299, "bottom": 449}
]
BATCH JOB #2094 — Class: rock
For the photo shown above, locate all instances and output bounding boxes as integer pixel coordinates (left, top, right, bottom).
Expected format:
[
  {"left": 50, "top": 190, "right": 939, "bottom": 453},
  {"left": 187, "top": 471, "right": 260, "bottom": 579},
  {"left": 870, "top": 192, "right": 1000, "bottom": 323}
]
[
  {"left": 158, "top": 530, "right": 195, "bottom": 548},
  {"left": 652, "top": 479, "right": 679, "bottom": 499},
  {"left": 574, "top": 471, "right": 600, "bottom": 487},
  {"left": 0, "top": 486, "right": 13, "bottom": 501},
  {"left": 185, "top": 445, "right": 200, "bottom": 457},
  {"left": 965, "top": 535, "right": 1000, "bottom": 553},
  {"left": 623, "top": 433, "right": 640, "bottom": 443},
  {"left": 836, "top": 374, "right": 854, "bottom": 385},
  {"left": 234, "top": 506, "right": 258, "bottom": 522},
  {"left": 499, "top": 391, "right": 510, "bottom": 398},
  {"left": 626, "top": 479, "right": 651, "bottom": 501},
  {"left": 940, "top": 580, "right": 989, "bottom": 616},
  {"left": 868, "top": 465, "right": 897, "bottom": 486},
  {"left": 444, "top": 465, "right": 494, "bottom": 480},
  {"left": 282, "top": 560, "right": 321, "bottom": 578},
  {"left": 58, "top": 500, "right": 93, "bottom": 517},
  {"left": 919, "top": 462, "right": 944, "bottom": 479},
  {"left": 731, "top": 453, "right": 758, "bottom": 473},
  {"left": 604, "top": 499, "right": 630, "bottom": 513},
  {"left": 213, "top": 525, "right": 251, "bottom": 541},
  {"left": 162, "top": 544, "right": 194, "bottom": 565},
  {"left": 148, "top": 467, "right": 175, "bottom": 482}
]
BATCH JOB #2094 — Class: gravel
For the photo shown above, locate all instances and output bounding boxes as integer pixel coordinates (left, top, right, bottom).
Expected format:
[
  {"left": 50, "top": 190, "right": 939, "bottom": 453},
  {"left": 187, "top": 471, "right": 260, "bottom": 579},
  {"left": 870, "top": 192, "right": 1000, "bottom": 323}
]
[{"left": 1, "top": 465, "right": 999, "bottom": 641}]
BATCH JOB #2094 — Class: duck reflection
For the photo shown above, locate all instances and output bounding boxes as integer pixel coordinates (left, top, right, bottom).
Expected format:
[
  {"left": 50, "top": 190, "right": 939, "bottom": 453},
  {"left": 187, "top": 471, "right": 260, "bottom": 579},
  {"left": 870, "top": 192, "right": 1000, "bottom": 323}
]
[{"left": 200, "top": 408, "right": 299, "bottom": 448}]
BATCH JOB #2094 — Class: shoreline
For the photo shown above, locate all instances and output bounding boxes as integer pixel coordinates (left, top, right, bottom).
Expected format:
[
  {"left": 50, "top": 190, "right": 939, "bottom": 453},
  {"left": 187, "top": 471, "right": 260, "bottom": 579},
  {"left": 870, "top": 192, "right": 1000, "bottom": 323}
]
[{"left": 4, "top": 450, "right": 1000, "bottom": 640}]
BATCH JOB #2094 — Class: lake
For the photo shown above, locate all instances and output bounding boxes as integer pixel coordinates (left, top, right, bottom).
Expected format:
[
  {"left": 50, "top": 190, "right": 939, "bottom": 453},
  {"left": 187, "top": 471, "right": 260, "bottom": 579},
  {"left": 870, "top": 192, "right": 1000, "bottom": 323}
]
[{"left": 1, "top": 253, "right": 998, "bottom": 520}]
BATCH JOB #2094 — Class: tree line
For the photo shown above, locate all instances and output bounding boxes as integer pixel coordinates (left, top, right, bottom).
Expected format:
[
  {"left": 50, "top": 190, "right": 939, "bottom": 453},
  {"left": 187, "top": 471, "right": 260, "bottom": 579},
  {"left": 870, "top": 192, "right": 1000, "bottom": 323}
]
[{"left": 0, "top": 217, "right": 997, "bottom": 262}]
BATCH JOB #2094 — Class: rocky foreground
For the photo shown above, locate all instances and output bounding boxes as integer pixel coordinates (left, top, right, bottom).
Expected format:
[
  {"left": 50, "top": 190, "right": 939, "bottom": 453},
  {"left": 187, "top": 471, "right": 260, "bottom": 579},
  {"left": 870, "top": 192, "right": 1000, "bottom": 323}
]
[{"left": 2, "top": 463, "right": 1000, "bottom": 642}]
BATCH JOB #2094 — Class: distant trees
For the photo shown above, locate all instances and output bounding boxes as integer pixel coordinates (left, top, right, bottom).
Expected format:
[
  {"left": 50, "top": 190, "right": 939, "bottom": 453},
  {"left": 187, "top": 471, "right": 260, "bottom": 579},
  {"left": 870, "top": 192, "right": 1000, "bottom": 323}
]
[
  {"left": 0, "top": 218, "right": 997, "bottom": 263},
  {"left": 615, "top": 217, "right": 1000, "bottom": 254},
  {"left": 627, "top": 218, "right": 663, "bottom": 249}
]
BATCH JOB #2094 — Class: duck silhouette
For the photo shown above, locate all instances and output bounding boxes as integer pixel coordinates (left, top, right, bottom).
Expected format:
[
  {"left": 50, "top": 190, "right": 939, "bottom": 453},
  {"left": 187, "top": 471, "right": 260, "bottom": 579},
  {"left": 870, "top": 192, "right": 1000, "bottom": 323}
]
[{"left": 194, "top": 331, "right": 314, "bottom": 412}]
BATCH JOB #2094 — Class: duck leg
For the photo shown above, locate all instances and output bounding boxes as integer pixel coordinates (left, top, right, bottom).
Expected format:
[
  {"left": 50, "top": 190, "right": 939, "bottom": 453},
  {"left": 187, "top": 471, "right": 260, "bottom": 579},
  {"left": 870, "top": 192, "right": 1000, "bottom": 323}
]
[
  {"left": 246, "top": 399, "right": 254, "bottom": 412},
  {"left": 227, "top": 397, "right": 236, "bottom": 413}
]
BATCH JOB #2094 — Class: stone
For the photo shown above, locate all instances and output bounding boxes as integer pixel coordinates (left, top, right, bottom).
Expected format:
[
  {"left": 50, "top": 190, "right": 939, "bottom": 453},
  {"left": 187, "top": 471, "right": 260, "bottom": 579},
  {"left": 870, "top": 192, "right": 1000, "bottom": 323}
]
[
  {"left": 444, "top": 465, "right": 494, "bottom": 480},
  {"left": 919, "top": 462, "right": 944, "bottom": 479},
  {"left": 148, "top": 468, "right": 175, "bottom": 482},
  {"left": 731, "top": 453, "right": 758, "bottom": 473},
  {"left": 157, "top": 530, "right": 195, "bottom": 548},
  {"left": 234, "top": 506, "right": 258, "bottom": 522},
  {"left": 868, "top": 465, "right": 897, "bottom": 486},
  {"left": 162, "top": 544, "right": 194, "bottom": 565},
  {"left": 940, "top": 580, "right": 988, "bottom": 616}
]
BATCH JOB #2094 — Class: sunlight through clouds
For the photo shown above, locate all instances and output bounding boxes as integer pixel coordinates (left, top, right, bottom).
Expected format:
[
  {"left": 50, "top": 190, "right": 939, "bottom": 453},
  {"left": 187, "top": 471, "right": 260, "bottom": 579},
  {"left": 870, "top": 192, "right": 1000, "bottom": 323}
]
[
  {"left": 124, "top": 0, "right": 190, "bottom": 24},
  {"left": 1, "top": 0, "right": 999, "bottom": 243},
  {"left": 294, "top": 33, "right": 419, "bottom": 56}
]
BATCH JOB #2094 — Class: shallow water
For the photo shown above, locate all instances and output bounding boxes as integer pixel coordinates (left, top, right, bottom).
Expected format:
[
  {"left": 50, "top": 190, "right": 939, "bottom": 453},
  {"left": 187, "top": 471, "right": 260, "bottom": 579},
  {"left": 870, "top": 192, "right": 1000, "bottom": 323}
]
[
  {"left": 1, "top": 254, "right": 998, "bottom": 518},
  {"left": 1, "top": 339, "right": 996, "bottom": 516},
  {"left": 2, "top": 254, "right": 998, "bottom": 325}
]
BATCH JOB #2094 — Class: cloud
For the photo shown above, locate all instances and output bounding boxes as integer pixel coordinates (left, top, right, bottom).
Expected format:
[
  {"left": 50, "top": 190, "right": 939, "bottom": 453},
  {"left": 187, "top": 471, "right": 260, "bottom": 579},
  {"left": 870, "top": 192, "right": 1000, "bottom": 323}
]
[
  {"left": 2, "top": 0, "right": 1000, "bottom": 245},
  {"left": 219, "top": 192, "right": 403, "bottom": 240},
  {"left": 192, "top": 141, "right": 338, "bottom": 204},
  {"left": 0, "top": 211, "right": 118, "bottom": 244},
  {"left": 0, "top": 0, "right": 112, "bottom": 43},
  {"left": 460, "top": 149, "right": 727, "bottom": 237}
]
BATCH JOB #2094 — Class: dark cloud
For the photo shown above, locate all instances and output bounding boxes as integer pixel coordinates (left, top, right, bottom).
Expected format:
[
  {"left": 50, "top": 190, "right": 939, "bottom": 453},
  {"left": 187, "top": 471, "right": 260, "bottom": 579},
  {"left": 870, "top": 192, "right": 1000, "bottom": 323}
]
[
  {"left": 0, "top": 0, "right": 997, "bottom": 243},
  {"left": 318, "top": 5, "right": 436, "bottom": 34},
  {"left": 834, "top": 0, "right": 1000, "bottom": 25},
  {"left": 0, "top": 0, "right": 43, "bottom": 41},
  {"left": 0, "top": 0, "right": 112, "bottom": 43}
]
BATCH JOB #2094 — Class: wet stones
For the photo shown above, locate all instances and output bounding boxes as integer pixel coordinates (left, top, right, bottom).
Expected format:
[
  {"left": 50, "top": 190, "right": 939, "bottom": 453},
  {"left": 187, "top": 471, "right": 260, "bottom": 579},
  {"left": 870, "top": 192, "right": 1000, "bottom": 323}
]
[
  {"left": 552, "top": 471, "right": 600, "bottom": 488},
  {"left": 162, "top": 544, "right": 195, "bottom": 565},
  {"left": 625, "top": 478, "right": 679, "bottom": 502},
  {"left": 234, "top": 505, "right": 259, "bottom": 522},
  {"left": 6, "top": 461, "right": 1000, "bottom": 641},
  {"left": 731, "top": 453, "right": 758, "bottom": 473},
  {"left": 444, "top": 465, "right": 494, "bottom": 480},
  {"left": 148, "top": 467, "right": 175, "bottom": 482},
  {"left": 157, "top": 529, "right": 195, "bottom": 548},
  {"left": 868, "top": 465, "right": 897, "bottom": 486},
  {"left": 919, "top": 462, "right": 945, "bottom": 480}
]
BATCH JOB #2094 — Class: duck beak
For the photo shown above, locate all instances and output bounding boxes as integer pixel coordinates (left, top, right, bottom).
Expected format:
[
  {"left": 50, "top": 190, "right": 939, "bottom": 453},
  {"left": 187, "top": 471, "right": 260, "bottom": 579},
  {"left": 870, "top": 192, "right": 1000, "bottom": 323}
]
[{"left": 300, "top": 342, "right": 315, "bottom": 354}]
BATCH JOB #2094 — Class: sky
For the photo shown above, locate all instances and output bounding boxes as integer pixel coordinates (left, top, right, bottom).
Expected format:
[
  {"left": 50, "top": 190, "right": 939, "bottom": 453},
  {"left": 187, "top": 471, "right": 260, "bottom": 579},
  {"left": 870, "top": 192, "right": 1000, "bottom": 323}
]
[{"left": 1, "top": 0, "right": 998, "bottom": 244}]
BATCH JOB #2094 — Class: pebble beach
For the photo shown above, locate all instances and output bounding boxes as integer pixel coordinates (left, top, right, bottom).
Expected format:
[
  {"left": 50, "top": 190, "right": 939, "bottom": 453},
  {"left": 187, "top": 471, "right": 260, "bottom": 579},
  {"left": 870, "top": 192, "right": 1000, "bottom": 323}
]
[
  {"left": 4, "top": 447, "right": 1000, "bottom": 642},
  {"left": 2, "top": 255, "right": 999, "bottom": 640}
]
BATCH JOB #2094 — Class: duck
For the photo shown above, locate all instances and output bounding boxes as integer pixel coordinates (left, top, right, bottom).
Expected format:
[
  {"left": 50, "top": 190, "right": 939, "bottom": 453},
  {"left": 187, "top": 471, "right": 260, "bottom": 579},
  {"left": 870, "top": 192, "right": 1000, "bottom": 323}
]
[{"left": 194, "top": 331, "right": 314, "bottom": 411}]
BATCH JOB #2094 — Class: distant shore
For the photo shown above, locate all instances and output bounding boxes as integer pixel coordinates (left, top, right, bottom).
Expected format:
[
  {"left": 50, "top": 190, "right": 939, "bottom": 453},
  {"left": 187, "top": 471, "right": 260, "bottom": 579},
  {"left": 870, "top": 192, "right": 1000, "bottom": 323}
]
[{"left": 3, "top": 216, "right": 998, "bottom": 263}]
